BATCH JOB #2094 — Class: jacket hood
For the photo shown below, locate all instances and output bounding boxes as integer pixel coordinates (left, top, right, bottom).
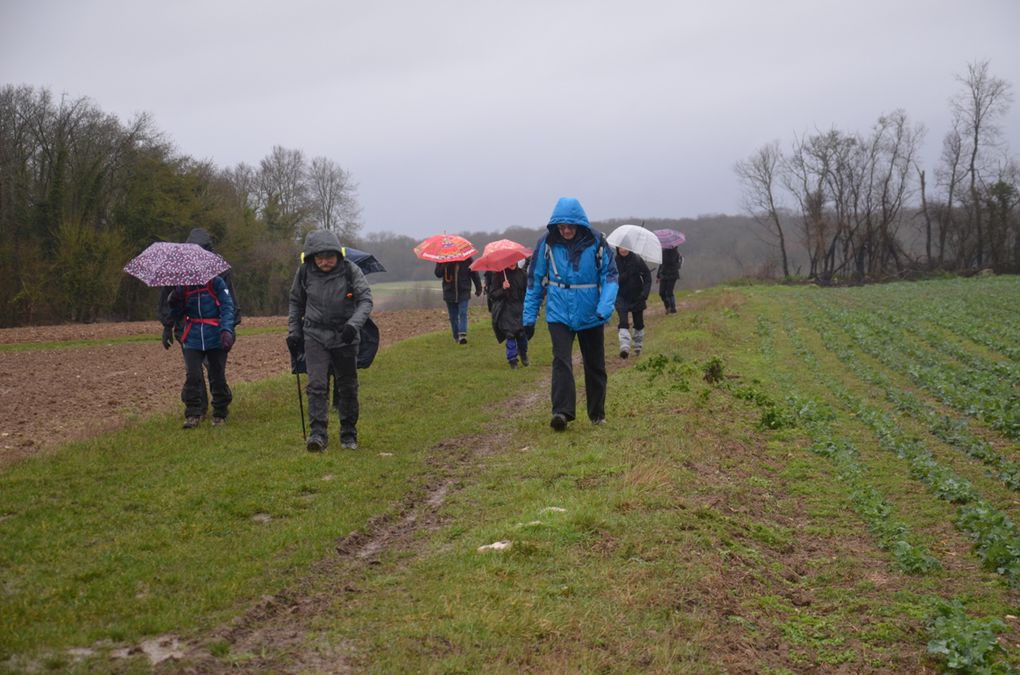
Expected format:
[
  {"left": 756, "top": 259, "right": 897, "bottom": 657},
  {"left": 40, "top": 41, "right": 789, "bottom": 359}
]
[
  {"left": 186, "top": 228, "right": 214, "bottom": 251},
  {"left": 546, "top": 197, "right": 592, "bottom": 234},
  {"left": 303, "top": 230, "right": 344, "bottom": 259}
]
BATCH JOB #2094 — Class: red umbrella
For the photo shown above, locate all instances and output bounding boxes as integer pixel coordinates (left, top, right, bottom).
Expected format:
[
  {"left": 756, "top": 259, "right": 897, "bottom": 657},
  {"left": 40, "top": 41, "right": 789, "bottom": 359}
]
[
  {"left": 414, "top": 234, "right": 477, "bottom": 263},
  {"left": 470, "top": 239, "right": 532, "bottom": 272}
]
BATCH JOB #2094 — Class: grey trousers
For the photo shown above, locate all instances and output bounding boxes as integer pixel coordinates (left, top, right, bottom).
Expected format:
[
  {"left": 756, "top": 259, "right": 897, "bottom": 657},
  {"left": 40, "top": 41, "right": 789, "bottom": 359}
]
[{"left": 304, "top": 338, "right": 359, "bottom": 441}]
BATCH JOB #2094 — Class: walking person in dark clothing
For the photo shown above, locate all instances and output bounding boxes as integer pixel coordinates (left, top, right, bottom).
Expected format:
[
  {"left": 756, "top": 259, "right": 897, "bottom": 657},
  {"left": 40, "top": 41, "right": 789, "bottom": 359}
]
[
  {"left": 158, "top": 228, "right": 242, "bottom": 422},
  {"left": 287, "top": 231, "right": 373, "bottom": 452},
  {"left": 158, "top": 228, "right": 238, "bottom": 428},
  {"left": 484, "top": 260, "right": 530, "bottom": 369},
  {"left": 614, "top": 246, "right": 652, "bottom": 359},
  {"left": 523, "top": 197, "right": 618, "bottom": 431},
  {"left": 436, "top": 258, "right": 482, "bottom": 343},
  {"left": 657, "top": 246, "right": 682, "bottom": 313},
  {"left": 165, "top": 273, "right": 236, "bottom": 429}
]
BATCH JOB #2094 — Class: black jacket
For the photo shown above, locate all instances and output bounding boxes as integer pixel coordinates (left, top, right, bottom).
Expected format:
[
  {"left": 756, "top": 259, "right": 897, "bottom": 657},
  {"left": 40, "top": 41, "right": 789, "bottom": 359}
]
[
  {"left": 658, "top": 247, "right": 682, "bottom": 281},
  {"left": 615, "top": 252, "right": 652, "bottom": 313},
  {"left": 435, "top": 259, "right": 482, "bottom": 303},
  {"left": 484, "top": 267, "right": 527, "bottom": 342}
]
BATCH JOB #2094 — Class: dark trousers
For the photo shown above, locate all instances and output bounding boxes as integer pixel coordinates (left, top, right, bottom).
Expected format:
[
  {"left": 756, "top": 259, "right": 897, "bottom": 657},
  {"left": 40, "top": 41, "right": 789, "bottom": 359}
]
[
  {"left": 182, "top": 348, "right": 231, "bottom": 418},
  {"left": 548, "top": 322, "right": 607, "bottom": 422},
  {"left": 659, "top": 279, "right": 677, "bottom": 311},
  {"left": 305, "top": 338, "right": 359, "bottom": 442},
  {"left": 617, "top": 308, "right": 645, "bottom": 330}
]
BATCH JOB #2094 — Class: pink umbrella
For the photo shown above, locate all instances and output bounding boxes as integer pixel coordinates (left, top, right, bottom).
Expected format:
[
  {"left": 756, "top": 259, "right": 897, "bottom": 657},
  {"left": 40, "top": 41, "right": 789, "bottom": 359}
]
[
  {"left": 414, "top": 234, "right": 477, "bottom": 263},
  {"left": 470, "top": 239, "right": 532, "bottom": 272},
  {"left": 123, "top": 242, "right": 231, "bottom": 287},
  {"left": 654, "top": 229, "right": 686, "bottom": 248}
]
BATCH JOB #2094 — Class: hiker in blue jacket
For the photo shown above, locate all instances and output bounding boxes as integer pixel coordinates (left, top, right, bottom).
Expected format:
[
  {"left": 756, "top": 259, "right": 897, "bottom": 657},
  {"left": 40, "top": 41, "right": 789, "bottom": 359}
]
[
  {"left": 166, "top": 274, "right": 236, "bottom": 429},
  {"left": 523, "top": 197, "right": 618, "bottom": 431}
]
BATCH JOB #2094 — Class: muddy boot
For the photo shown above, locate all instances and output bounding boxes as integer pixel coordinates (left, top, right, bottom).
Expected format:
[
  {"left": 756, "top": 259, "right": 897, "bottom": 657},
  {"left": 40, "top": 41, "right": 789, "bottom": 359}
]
[
  {"left": 618, "top": 328, "right": 631, "bottom": 359},
  {"left": 182, "top": 416, "right": 203, "bottom": 429},
  {"left": 306, "top": 434, "right": 327, "bottom": 452}
]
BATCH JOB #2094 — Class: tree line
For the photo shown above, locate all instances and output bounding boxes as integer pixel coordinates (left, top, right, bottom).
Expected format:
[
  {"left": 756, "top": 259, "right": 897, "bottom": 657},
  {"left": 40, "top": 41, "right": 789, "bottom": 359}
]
[
  {"left": 0, "top": 85, "right": 362, "bottom": 326},
  {"left": 735, "top": 60, "right": 1018, "bottom": 282}
]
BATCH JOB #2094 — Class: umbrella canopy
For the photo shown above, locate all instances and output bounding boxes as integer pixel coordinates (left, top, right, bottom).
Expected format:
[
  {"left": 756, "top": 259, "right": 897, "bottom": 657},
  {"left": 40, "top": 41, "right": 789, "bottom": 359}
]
[
  {"left": 654, "top": 229, "right": 686, "bottom": 248},
  {"left": 606, "top": 224, "right": 663, "bottom": 265},
  {"left": 414, "top": 234, "right": 477, "bottom": 263},
  {"left": 344, "top": 247, "right": 386, "bottom": 275},
  {"left": 470, "top": 239, "right": 532, "bottom": 272},
  {"left": 123, "top": 242, "right": 231, "bottom": 287},
  {"left": 299, "top": 246, "right": 386, "bottom": 274}
]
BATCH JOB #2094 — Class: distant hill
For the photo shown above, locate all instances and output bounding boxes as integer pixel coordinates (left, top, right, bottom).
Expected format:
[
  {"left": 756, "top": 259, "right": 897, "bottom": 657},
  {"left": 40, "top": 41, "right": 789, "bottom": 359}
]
[{"left": 359, "top": 214, "right": 808, "bottom": 289}]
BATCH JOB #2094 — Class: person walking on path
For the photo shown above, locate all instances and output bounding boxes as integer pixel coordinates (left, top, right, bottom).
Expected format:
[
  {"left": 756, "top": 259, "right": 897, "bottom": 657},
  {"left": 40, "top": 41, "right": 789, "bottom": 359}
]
[
  {"left": 287, "top": 231, "right": 374, "bottom": 452},
  {"left": 523, "top": 197, "right": 618, "bottom": 431},
  {"left": 657, "top": 246, "right": 682, "bottom": 313},
  {"left": 484, "top": 260, "right": 530, "bottom": 369},
  {"left": 614, "top": 246, "right": 651, "bottom": 359},
  {"left": 436, "top": 258, "right": 482, "bottom": 344},
  {"left": 164, "top": 264, "right": 237, "bottom": 429},
  {"left": 158, "top": 228, "right": 241, "bottom": 424}
]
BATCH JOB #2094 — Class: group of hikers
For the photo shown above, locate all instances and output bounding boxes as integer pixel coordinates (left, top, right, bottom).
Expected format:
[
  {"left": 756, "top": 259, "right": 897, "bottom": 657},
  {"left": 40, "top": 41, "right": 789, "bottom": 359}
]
[{"left": 158, "top": 197, "right": 683, "bottom": 448}]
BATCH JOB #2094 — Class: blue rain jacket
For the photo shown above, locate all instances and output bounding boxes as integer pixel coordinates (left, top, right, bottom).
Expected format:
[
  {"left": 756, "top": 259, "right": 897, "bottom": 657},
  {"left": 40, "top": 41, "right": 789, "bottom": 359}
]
[
  {"left": 523, "top": 198, "right": 618, "bottom": 331},
  {"left": 170, "top": 275, "right": 236, "bottom": 351}
]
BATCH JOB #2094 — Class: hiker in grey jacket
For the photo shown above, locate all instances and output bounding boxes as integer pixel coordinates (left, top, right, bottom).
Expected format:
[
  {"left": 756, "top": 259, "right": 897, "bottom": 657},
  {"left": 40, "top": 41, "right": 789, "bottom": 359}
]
[{"left": 287, "top": 231, "right": 373, "bottom": 451}]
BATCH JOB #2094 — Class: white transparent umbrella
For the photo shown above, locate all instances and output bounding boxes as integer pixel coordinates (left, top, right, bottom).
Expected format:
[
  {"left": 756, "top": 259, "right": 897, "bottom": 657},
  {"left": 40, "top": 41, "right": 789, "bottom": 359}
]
[{"left": 606, "top": 224, "right": 662, "bottom": 264}]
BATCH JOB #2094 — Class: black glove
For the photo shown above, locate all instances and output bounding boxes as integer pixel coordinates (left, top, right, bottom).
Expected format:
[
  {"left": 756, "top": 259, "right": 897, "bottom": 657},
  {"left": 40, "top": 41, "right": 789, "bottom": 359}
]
[
  {"left": 596, "top": 314, "right": 606, "bottom": 322},
  {"left": 286, "top": 333, "right": 302, "bottom": 352},
  {"left": 341, "top": 323, "right": 358, "bottom": 344},
  {"left": 475, "top": 287, "right": 482, "bottom": 297},
  {"left": 161, "top": 325, "right": 173, "bottom": 350},
  {"left": 220, "top": 331, "right": 235, "bottom": 352},
  {"left": 524, "top": 324, "right": 535, "bottom": 340}
]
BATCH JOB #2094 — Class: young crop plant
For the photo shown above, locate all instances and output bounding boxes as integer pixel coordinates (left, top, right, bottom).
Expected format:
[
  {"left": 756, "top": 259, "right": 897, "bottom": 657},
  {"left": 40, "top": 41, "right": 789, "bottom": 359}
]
[
  {"left": 925, "top": 598, "right": 1010, "bottom": 673},
  {"left": 754, "top": 314, "right": 940, "bottom": 576},
  {"left": 785, "top": 309, "right": 1020, "bottom": 589}
]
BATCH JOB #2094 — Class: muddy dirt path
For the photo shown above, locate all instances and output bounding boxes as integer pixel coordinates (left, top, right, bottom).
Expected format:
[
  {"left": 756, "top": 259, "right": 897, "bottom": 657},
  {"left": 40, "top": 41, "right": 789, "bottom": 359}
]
[{"left": 0, "top": 310, "right": 448, "bottom": 466}]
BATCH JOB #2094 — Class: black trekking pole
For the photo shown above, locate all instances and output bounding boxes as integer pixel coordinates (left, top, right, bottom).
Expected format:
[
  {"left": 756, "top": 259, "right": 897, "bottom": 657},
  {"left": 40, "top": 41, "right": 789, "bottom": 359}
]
[{"left": 295, "top": 372, "right": 307, "bottom": 441}]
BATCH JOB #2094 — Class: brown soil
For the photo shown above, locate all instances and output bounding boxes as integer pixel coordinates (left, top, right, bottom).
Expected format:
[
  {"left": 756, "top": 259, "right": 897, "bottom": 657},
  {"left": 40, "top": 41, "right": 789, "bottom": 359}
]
[{"left": 0, "top": 310, "right": 447, "bottom": 466}]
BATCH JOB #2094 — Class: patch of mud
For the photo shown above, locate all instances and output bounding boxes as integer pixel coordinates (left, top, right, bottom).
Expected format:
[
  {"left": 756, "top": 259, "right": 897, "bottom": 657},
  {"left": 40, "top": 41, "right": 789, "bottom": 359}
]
[{"left": 0, "top": 310, "right": 445, "bottom": 466}]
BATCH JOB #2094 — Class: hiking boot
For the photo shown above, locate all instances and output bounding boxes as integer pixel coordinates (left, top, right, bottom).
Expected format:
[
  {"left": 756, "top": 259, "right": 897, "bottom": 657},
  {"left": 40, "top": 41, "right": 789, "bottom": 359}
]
[
  {"left": 591, "top": 417, "right": 606, "bottom": 426},
  {"left": 341, "top": 437, "right": 358, "bottom": 450},
  {"left": 211, "top": 416, "right": 226, "bottom": 427},
  {"left": 458, "top": 334, "right": 468, "bottom": 344},
  {"left": 619, "top": 350, "right": 629, "bottom": 359},
  {"left": 182, "top": 416, "right": 203, "bottom": 429},
  {"left": 508, "top": 359, "right": 518, "bottom": 369},
  {"left": 520, "top": 354, "right": 530, "bottom": 367},
  {"left": 306, "top": 434, "right": 327, "bottom": 453},
  {"left": 550, "top": 414, "right": 568, "bottom": 432}
]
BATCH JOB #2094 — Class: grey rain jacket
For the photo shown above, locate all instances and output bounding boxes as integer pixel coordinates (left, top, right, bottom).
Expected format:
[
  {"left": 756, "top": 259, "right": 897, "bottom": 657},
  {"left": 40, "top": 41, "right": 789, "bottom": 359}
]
[{"left": 288, "top": 230, "right": 373, "bottom": 350}]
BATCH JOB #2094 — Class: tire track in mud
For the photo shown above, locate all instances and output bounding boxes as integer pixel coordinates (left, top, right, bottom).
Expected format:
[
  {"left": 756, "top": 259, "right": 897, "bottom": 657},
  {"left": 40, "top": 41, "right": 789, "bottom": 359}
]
[
  {"left": 160, "top": 344, "right": 642, "bottom": 673},
  {"left": 161, "top": 384, "right": 548, "bottom": 674}
]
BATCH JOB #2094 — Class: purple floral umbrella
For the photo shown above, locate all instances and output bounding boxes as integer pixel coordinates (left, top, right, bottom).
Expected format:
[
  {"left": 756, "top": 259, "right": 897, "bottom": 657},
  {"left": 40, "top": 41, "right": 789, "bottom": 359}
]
[
  {"left": 123, "top": 242, "right": 231, "bottom": 287},
  {"left": 653, "top": 229, "right": 686, "bottom": 249}
]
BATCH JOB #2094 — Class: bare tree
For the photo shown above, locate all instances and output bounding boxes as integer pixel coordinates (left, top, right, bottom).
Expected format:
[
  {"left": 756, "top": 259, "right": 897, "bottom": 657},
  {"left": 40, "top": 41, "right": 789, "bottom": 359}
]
[
  {"left": 734, "top": 141, "right": 791, "bottom": 277},
  {"left": 256, "top": 146, "right": 311, "bottom": 238},
  {"left": 951, "top": 60, "right": 1013, "bottom": 268},
  {"left": 307, "top": 156, "right": 362, "bottom": 242}
]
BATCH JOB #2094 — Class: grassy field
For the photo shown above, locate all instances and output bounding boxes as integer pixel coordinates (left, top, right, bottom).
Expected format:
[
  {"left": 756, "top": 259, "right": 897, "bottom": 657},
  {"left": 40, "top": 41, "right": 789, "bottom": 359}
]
[{"left": 2, "top": 276, "right": 1019, "bottom": 672}]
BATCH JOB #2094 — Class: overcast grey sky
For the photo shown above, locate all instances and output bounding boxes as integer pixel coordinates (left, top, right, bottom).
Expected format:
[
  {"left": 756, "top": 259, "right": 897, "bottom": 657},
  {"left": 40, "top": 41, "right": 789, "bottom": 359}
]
[{"left": 2, "top": 0, "right": 1018, "bottom": 238}]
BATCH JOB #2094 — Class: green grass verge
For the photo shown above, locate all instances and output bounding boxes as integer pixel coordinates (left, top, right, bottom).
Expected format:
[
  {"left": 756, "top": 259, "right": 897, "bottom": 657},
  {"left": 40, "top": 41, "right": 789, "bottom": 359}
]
[{"left": 3, "top": 281, "right": 1019, "bottom": 673}]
